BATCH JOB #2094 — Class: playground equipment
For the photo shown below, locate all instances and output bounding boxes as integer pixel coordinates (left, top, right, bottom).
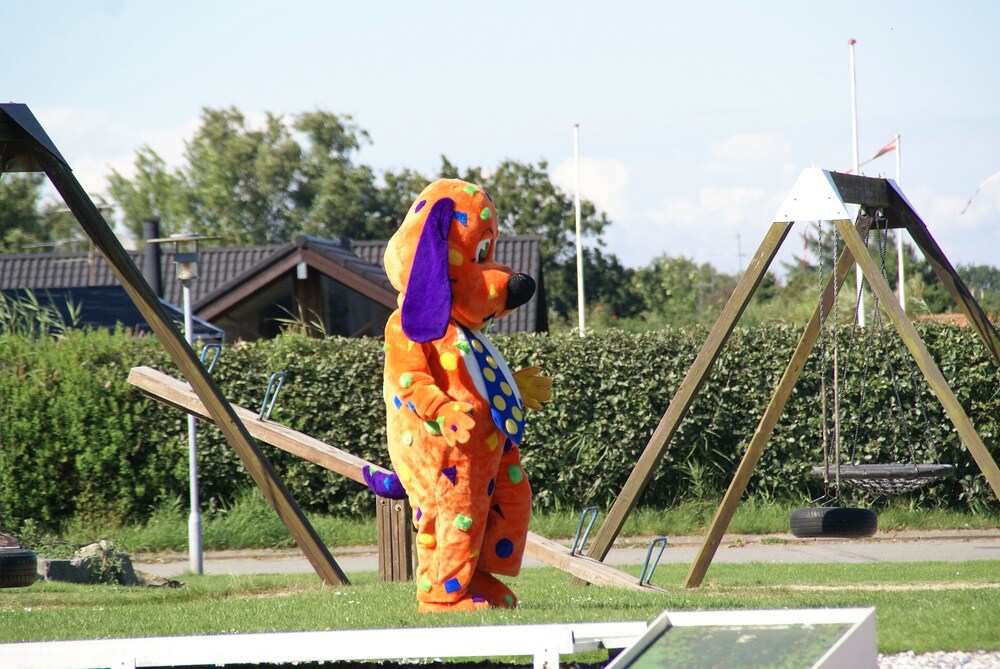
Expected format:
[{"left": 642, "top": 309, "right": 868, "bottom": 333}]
[
  {"left": 126, "top": 366, "right": 665, "bottom": 591},
  {"left": 575, "top": 168, "right": 1000, "bottom": 587}
]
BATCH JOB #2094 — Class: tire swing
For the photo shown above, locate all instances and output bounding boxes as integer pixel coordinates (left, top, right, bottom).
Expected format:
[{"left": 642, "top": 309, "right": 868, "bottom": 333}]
[{"left": 790, "top": 216, "right": 953, "bottom": 539}]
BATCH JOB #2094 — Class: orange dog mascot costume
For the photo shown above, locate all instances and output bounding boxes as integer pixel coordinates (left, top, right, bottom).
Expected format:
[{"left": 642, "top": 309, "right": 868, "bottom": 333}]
[{"left": 381, "top": 178, "right": 551, "bottom": 613}]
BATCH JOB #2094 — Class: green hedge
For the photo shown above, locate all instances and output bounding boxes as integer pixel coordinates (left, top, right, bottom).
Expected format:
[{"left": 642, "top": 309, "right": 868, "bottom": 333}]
[{"left": 0, "top": 322, "right": 997, "bottom": 532}]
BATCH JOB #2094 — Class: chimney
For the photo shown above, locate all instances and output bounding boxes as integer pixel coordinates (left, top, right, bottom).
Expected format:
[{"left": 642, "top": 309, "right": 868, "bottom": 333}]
[{"left": 142, "top": 218, "right": 163, "bottom": 298}]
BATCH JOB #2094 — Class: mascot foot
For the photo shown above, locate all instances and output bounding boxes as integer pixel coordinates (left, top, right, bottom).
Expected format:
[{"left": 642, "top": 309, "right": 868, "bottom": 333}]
[
  {"left": 417, "top": 596, "right": 492, "bottom": 614},
  {"left": 469, "top": 571, "right": 518, "bottom": 608}
]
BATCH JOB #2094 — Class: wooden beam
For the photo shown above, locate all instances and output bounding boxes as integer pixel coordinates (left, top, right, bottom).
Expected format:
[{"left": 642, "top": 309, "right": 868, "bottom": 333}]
[
  {"left": 129, "top": 366, "right": 655, "bottom": 591},
  {"left": 890, "top": 187, "right": 1000, "bottom": 363},
  {"left": 35, "top": 144, "right": 348, "bottom": 587},
  {"left": 835, "top": 217, "right": 1000, "bottom": 503},
  {"left": 524, "top": 532, "right": 665, "bottom": 593},
  {"left": 829, "top": 172, "right": 892, "bottom": 209},
  {"left": 128, "top": 366, "right": 385, "bottom": 484},
  {"left": 582, "top": 222, "right": 792, "bottom": 570},
  {"left": 683, "top": 222, "right": 859, "bottom": 588}
]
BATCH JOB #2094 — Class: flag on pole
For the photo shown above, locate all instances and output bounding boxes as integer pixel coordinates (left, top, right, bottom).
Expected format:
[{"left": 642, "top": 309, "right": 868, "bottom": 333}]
[
  {"left": 844, "top": 136, "right": 898, "bottom": 174},
  {"left": 960, "top": 168, "right": 1000, "bottom": 215}
]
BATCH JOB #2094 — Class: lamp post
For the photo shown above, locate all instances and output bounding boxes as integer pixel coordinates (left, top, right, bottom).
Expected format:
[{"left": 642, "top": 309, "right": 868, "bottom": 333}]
[{"left": 146, "top": 233, "right": 220, "bottom": 574}]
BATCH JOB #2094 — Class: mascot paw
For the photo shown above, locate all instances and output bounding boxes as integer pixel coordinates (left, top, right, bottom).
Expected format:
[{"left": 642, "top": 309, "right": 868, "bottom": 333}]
[
  {"left": 363, "top": 466, "right": 407, "bottom": 500},
  {"left": 512, "top": 366, "right": 553, "bottom": 411},
  {"left": 438, "top": 403, "right": 475, "bottom": 446}
]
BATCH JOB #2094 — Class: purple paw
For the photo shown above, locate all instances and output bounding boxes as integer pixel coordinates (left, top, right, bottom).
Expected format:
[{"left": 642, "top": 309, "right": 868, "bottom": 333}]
[{"left": 363, "top": 466, "right": 407, "bottom": 499}]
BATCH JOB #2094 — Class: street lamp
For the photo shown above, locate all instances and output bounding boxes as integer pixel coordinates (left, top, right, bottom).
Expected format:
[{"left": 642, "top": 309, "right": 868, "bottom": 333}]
[{"left": 146, "top": 233, "right": 220, "bottom": 574}]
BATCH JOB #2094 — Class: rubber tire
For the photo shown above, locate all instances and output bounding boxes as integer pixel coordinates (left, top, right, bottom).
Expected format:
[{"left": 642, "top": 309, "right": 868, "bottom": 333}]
[
  {"left": 0, "top": 548, "right": 38, "bottom": 588},
  {"left": 789, "top": 507, "right": 878, "bottom": 539}
]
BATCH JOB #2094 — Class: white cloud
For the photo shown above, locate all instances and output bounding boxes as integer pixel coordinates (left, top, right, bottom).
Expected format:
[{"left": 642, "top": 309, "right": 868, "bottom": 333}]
[
  {"left": 699, "top": 132, "right": 797, "bottom": 181},
  {"left": 34, "top": 106, "right": 199, "bottom": 196},
  {"left": 551, "top": 156, "right": 631, "bottom": 220}
]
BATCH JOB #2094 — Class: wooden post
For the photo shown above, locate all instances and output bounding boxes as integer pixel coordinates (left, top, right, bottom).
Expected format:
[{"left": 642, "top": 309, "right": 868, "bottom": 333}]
[
  {"left": 683, "top": 222, "right": 859, "bottom": 587},
  {"left": 377, "top": 497, "right": 414, "bottom": 582},
  {"left": 582, "top": 222, "right": 792, "bottom": 571}
]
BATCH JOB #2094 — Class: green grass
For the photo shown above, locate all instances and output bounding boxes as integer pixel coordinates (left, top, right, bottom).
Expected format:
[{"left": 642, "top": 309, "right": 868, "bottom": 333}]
[
  {"left": 1, "top": 562, "right": 998, "bottom": 655},
  {"left": 45, "top": 494, "right": 997, "bottom": 556}
]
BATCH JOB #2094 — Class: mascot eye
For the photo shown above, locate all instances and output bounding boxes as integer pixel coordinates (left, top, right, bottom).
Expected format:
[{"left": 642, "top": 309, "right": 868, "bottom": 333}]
[{"left": 475, "top": 239, "right": 492, "bottom": 263}]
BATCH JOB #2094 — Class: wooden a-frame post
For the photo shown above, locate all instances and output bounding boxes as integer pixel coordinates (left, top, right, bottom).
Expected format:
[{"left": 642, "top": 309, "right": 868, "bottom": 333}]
[
  {"left": 582, "top": 168, "right": 1000, "bottom": 588},
  {"left": 0, "top": 103, "right": 348, "bottom": 585}
]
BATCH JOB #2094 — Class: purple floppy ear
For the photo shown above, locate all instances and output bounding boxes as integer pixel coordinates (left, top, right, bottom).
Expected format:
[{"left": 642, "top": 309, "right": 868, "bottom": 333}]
[{"left": 401, "top": 197, "right": 455, "bottom": 343}]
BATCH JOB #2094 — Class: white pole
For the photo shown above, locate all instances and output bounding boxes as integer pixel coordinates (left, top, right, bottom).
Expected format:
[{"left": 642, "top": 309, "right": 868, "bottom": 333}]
[
  {"left": 183, "top": 282, "right": 203, "bottom": 575},
  {"left": 849, "top": 38, "right": 865, "bottom": 327},
  {"left": 573, "top": 123, "right": 585, "bottom": 337},
  {"left": 895, "top": 133, "right": 905, "bottom": 311}
]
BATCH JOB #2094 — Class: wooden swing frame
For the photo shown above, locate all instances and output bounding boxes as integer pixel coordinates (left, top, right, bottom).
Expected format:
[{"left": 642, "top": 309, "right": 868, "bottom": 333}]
[{"left": 576, "top": 167, "right": 1000, "bottom": 588}]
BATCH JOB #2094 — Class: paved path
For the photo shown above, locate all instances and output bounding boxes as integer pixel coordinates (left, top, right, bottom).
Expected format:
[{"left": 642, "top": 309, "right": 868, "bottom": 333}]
[{"left": 132, "top": 529, "right": 1000, "bottom": 579}]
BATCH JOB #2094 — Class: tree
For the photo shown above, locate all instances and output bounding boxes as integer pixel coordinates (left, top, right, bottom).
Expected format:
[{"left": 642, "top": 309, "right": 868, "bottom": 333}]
[
  {"left": 107, "top": 106, "right": 385, "bottom": 245},
  {"left": 632, "top": 254, "right": 733, "bottom": 327},
  {"left": 0, "top": 173, "right": 45, "bottom": 252}
]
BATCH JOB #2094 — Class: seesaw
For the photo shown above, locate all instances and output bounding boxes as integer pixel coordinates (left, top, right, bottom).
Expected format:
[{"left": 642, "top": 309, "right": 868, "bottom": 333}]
[{"left": 127, "top": 365, "right": 665, "bottom": 593}]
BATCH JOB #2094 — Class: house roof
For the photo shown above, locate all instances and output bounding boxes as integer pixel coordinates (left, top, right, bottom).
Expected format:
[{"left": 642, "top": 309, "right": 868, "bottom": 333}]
[
  {"left": 0, "top": 286, "right": 224, "bottom": 341},
  {"left": 0, "top": 235, "right": 547, "bottom": 334}
]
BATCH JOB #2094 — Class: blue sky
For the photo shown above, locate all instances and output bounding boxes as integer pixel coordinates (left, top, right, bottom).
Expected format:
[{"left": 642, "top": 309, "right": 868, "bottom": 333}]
[{"left": 6, "top": 1, "right": 1000, "bottom": 275}]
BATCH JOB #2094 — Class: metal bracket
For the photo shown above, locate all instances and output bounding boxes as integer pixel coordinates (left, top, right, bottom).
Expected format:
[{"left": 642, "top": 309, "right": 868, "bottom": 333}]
[
  {"left": 639, "top": 537, "right": 667, "bottom": 586},
  {"left": 570, "top": 506, "right": 599, "bottom": 556},
  {"left": 199, "top": 343, "right": 222, "bottom": 373},
  {"left": 258, "top": 370, "right": 286, "bottom": 420}
]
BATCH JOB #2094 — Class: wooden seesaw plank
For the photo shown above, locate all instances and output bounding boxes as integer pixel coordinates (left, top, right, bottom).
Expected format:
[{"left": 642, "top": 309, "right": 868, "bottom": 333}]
[{"left": 127, "top": 366, "right": 665, "bottom": 593}]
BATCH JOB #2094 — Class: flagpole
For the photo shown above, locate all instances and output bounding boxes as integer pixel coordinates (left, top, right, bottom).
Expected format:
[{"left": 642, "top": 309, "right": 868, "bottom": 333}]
[
  {"left": 849, "top": 37, "right": 866, "bottom": 327},
  {"left": 573, "top": 123, "right": 585, "bottom": 337},
  {"left": 895, "top": 133, "right": 905, "bottom": 311}
]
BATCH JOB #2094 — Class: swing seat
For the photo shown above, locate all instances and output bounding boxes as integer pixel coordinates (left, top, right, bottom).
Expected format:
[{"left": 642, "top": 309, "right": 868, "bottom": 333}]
[
  {"left": 790, "top": 506, "right": 878, "bottom": 539},
  {"left": 810, "top": 463, "right": 954, "bottom": 495}
]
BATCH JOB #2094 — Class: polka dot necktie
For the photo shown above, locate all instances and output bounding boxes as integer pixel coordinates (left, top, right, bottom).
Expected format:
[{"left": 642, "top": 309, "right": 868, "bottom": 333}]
[{"left": 459, "top": 325, "right": 524, "bottom": 444}]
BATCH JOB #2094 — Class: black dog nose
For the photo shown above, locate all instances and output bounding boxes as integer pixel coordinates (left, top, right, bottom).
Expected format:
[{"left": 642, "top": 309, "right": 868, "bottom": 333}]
[{"left": 505, "top": 273, "right": 535, "bottom": 310}]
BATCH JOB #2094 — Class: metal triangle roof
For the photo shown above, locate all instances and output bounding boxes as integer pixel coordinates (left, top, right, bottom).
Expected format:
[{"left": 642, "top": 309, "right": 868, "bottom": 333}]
[{"left": 772, "top": 168, "right": 852, "bottom": 223}]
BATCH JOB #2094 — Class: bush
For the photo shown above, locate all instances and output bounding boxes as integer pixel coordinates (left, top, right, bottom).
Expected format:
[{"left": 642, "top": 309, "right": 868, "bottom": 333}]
[{"left": 0, "top": 321, "right": 997, "bottom": 533}]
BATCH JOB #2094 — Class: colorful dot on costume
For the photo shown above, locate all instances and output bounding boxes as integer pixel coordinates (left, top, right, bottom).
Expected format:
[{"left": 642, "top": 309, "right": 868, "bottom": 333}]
[
  {"left": 401, "top": 431, "right": 413, "bottom": 445},
  {"left": 440, "top": 352, "right": 458, "bottom": 371},
  {"left": 454, "top": 211, "right": 469, "bottom": 226},
  {"left": 393, "top": 396, "right": 402, "bottom": 409},
  {"left": 512, "top": 407, "right": 523, "bottom": 421},
  {"left": 424, "top": 419, "right": 443, "bottom": 435},
  {"left": 483, "top": 367, "right": 496, "bottom": 383},
  {"left": 448, "top": 249, "right": 464, "bottom": 266},
  {"left": 471, "top": 339, "right": 484, "bottom": 353},
  {"left": 486, "top": 433, "right": 499, "bottom": 452},
  {"left": 504, "top": 594, "right": 515, "bottom": 607},
  {"left": 414, "top": 199, "right": 426, "bottom": 213},
  {"left": 441, "top": 466, "right": 457, "bottom": 485},
  {"left": 495, "top": 538, "right": 514, "bottom": 558},
  {"left": 407, "top": 401, "right": 417, "bottom": 413},
  {"left": 397, "top": 463, "right": 412, "bottom": 483},
  {"left": 453, "top": 514, "right": 473, "bottom": 532},
  {"left": 455, "top": 340, "right": 471, "bottom": 354},
  {"left": 399, "top": 373, "right": 413, "bottom": 388},
  {"left": 415, "top": 506, "right": 422, "bottom": 521},
  {"left": 486, "top": 355, "right": 497, "bottom": 368},
  {"left": 444, "top": 577, "right": 462, "bottom": 594},
  {"left": 505, "top": 418, "right": 519, "bottom": 435},
  {"left": 493, "top": 395, "right": 507, "bottom": 411},
  {"left": 487, "top": 478, "right": 495, "bottom": 495},
  {"left": 419, "top": 576, "right": 432, "bottom": 591},
  {"left": 464, "top": 184, "right": 478, "bottom": 196},
  {"left": 508, "top": 464, "right": 524, "bottom": 484},
  {"left": 480, "top": 207, "right": 492, "bottom": 220},
  {"left": 499, "top": 381, "right": 512, "bottom": 396},
  {"left": 417, "top": 533, "right": 436, "bottom": 548}
]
